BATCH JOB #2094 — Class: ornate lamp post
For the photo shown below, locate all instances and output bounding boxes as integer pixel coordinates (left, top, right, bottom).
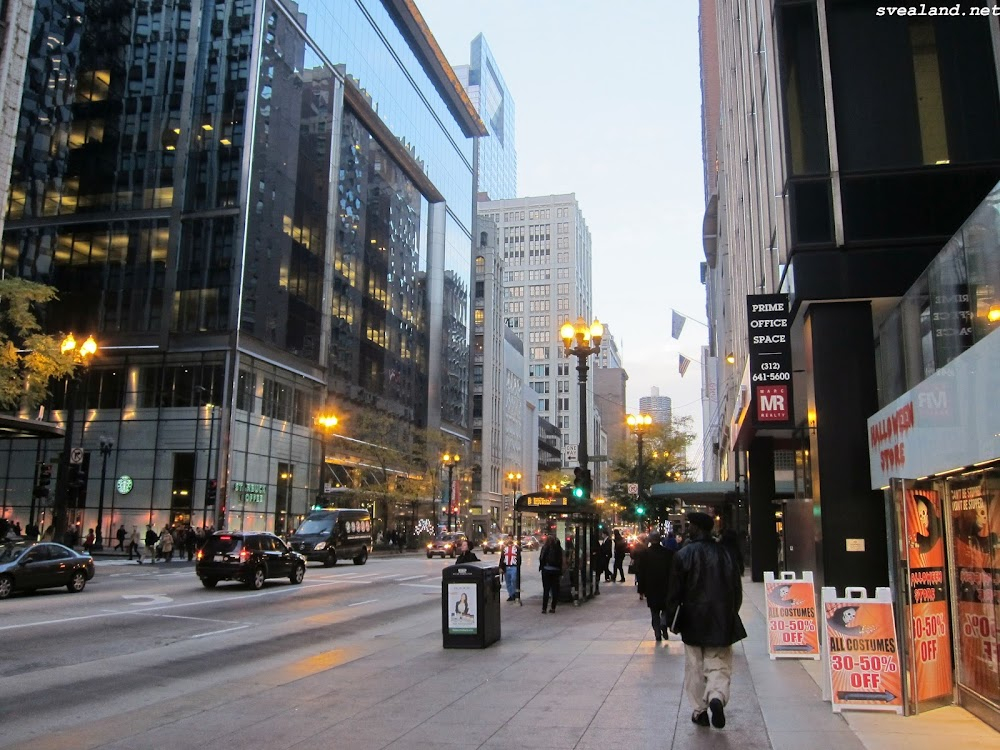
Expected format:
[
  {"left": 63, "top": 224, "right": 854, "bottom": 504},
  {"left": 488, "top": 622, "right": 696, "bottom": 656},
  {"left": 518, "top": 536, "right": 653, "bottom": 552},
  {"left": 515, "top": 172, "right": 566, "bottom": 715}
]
[
  {"left": 315, "top": 412, "right": 339, "bottom": 496},
  {"left": 505, "top": 471, "right": 521, "bottom": 533},
  {"left": 442, "top": 452, "right": 460, "bottom": 532},
  {"left": 94, "top": 436, "right": 114, "bottom": 549},
  {"left": 53, "top": 333, "right": 97, "bottom": 545},
  {"left": 560, "top": 317, "right": 603, "bottom": 476},
  {"left": 626, "top": 413, "right": 652, "bottom": 517}
]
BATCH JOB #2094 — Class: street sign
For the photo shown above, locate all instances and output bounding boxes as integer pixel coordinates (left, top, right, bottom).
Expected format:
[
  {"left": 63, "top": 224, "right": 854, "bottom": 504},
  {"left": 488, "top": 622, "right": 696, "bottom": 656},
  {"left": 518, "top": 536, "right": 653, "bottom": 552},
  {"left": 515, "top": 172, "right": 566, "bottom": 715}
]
[
  {"left": 627, "top": 483, "right": 639, "bottom": 496},
  {"left": 69, "top": 447, "right": 84, "bottom": 465},
  {"left": 564, "top": 444, "right": 578, "bottom": 462}
]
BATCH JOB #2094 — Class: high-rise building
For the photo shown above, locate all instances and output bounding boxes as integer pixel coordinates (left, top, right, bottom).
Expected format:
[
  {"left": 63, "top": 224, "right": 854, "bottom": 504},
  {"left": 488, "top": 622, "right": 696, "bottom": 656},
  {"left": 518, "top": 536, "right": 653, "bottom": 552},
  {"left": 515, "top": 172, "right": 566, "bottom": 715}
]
[
  {"left": 639, "top": 387, "right": 671, "bottom": 425},
  {"left": 454, "top": 34, "right": 517, "bottom": 201},
  {"left": 594, "top": 324, "right": 622, "bottom": 369},
  {"left": 702, "top": 9, "right": 1000, "bottom": 732},
  {"left": 0, "top": 0, "right": 35, "bottom": 241},
  {"left": 478, "top": 194, "right": 594, "bottom": 470},
  {"left": 0, "top": 0, "right": 485, "bottom": 536}
]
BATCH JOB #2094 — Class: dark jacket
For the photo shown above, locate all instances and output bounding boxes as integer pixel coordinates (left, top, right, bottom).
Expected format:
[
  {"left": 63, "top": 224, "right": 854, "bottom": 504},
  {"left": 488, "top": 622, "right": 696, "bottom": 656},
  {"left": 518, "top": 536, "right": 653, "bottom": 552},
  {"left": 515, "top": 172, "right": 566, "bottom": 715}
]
[
  {"left": 613, "top": 537, "right": 628, "bottom": 561},
  {"left": 665, "top": 537, "right": 747, "bottom": 647},
  {"left": 539, "top": 541, "right": 563, "bottom": 572},
  {"left": 456, "top": 550, "right": 480, "bottom": 564},
  {"left": 639, "top": 543, "right": 674, "bottom": 607},
  {"left": 600, "top": 536, "right": 612, "bottom": 562}
]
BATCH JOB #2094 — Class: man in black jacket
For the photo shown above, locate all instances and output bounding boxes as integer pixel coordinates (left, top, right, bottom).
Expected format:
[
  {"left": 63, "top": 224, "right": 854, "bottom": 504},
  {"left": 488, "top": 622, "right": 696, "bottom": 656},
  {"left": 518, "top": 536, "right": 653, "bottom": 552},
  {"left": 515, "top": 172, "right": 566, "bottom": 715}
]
[
  {"left": 665, "top": 512, "right": 747, "bottom": 730},
  {"left": 639, "top": 531, "right": 675, "bottom": 642}
]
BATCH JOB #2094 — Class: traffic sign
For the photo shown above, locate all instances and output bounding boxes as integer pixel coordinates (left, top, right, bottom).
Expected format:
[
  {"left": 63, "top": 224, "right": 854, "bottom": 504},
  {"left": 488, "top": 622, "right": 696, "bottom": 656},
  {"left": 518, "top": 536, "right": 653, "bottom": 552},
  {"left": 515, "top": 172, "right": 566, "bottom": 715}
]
[
  {"left": 69, "top": 447, "right": 84, "bottom": 465},
  {"left": 564, "top": 444, "right": 578, "bottom": 462},
  {"left": 627, "top": 483, "right": 639, "bottom": 496}
]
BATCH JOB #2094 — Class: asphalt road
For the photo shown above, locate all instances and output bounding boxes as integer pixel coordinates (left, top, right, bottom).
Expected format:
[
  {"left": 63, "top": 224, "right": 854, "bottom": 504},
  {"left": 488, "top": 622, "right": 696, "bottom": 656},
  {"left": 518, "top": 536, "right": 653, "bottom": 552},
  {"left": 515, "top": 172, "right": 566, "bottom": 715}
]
[{"left": 0, "top": 552, "right": 501, "bottom": 747}]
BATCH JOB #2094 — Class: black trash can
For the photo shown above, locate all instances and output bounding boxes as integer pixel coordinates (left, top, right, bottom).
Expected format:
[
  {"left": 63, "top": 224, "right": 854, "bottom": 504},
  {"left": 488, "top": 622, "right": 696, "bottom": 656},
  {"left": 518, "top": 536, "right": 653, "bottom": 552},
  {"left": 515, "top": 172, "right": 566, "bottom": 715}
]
[{"left": 442, "top": 561, "right": 502, "bottom": 649}]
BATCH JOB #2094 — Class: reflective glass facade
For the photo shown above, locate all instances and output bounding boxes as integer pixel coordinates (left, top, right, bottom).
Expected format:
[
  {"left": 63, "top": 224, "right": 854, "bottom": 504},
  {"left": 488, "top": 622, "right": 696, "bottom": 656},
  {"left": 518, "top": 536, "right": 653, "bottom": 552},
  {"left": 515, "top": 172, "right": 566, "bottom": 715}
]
[{"left": 0, "top": 0, "right": 476, "bottom": 535}]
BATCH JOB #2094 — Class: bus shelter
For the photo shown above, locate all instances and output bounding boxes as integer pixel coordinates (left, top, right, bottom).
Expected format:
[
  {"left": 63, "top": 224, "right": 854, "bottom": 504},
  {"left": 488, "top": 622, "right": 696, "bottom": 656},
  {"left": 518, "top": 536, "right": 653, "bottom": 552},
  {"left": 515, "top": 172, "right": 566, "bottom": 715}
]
[{"left": 513, "top": 492, "right": 601, "bottom": 607}]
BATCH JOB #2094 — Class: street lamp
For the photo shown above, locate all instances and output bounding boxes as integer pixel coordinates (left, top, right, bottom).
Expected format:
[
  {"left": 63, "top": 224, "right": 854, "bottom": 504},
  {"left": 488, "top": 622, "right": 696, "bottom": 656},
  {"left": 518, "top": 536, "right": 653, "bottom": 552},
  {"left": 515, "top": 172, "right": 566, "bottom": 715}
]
[
  {"left": 505, "top": 471, "right": 521, "bottom": 533},
  {"left": 627, "top": 413, "right": 653, "bottom": 524},
  {"left": 53, "top": 334, "right": 97, "bottom": 545},
  {"left": 316, "top": 412, "right": 339, "bottom": 497},
  {"left": 442, "top": 453, "right": 460, "bottom": 532},
  {"left": 560, "top": 317, "right": 603, "bottom": 476},
  {"left": 94, "top": 436, "right": 114, "bottom": 550}
]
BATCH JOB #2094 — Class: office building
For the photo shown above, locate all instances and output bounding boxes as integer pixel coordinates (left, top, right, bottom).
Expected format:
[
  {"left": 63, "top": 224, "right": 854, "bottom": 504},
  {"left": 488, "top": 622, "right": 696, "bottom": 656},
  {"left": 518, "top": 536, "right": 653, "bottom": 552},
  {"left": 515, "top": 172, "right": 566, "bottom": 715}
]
[
  {"left": 454, "top": 34, "right": 517, "bottom": 201},
  {"left": 478, "top": 194, "right": 595, "bottom": 471},
  {"left": 0, "top": 0, "right": 485, "bottom": 537},
  {"left": 0, "top": 0, "right": 35, "bottom": 241},
  {"left": 639, "top": 387, "right": 671, "bottom": 425}
]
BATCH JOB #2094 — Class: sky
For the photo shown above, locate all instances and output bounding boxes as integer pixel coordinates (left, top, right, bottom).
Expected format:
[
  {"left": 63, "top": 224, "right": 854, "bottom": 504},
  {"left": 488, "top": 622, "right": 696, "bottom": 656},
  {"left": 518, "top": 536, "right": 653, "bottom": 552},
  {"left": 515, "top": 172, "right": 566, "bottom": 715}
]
[{"left": 415, "top": 0, "right": 710, "bottom": 466}]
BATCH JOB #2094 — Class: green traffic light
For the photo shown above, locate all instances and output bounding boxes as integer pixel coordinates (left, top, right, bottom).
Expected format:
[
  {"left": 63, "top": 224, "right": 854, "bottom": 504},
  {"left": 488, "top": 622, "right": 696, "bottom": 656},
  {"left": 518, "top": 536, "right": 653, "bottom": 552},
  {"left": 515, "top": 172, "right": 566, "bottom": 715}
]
[
  {"left": 636, "top": 506, "right": 645, "bottom": 515},
  {"left": 572, "top": 486, "right": 585, "bottom": 499}
]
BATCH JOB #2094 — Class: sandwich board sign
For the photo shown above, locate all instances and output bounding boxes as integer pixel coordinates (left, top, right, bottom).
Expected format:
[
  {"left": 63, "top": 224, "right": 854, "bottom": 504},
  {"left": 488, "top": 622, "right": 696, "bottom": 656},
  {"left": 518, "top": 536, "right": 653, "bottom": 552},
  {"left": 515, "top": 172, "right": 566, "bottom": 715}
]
[{"left": 764, "top": 571, "right": 820, "bottom": 659}]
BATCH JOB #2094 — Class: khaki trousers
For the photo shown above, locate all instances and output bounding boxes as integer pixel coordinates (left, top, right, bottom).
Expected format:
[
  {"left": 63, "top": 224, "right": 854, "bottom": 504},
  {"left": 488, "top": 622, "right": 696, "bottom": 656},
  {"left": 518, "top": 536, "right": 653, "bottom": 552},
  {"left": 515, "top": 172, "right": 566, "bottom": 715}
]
[{"left": 684, "top": 644, "right": 733, "bottom": 711}]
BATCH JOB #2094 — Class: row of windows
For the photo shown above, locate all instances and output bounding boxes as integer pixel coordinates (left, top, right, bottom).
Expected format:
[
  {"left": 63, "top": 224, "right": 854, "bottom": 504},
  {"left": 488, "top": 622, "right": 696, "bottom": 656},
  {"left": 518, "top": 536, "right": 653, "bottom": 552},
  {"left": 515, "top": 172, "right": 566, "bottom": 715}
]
[
  {"left": 528, "top": 331, "right": 550, "bottom": 343},
  {"left": 529, "top": 315, "right": 550, "bottom": 327},
  {"left": 555, "top": 207, "right": 571, "bottom": 218},
  {"left": 528, "top": 209, "right": 551, "bottom": 220},
  {"left": 557, "top": 237, "right": 570, "bottom": 249},
  {"left": 529, "top": 363, "right": 570, "bottom": 378}
]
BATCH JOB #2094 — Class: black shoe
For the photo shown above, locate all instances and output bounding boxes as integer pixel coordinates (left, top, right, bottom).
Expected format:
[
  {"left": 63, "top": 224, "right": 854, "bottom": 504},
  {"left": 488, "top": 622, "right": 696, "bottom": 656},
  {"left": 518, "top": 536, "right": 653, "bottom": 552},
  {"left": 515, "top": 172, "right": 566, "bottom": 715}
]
[
  {"left": 653, "top": 629, "right": 662, "bottom": 641},
  {"left": 507, "top": 597, "right": 514, "bottom": 601},
  {"left": 541, "top": 609, "right": 548, "bottom": 614},
  {"left": 692, "top": 711, "right": 710, "bottom": 727},
  {"left": 549, "top": 607, "right": 556, "bottom": 613},
  {"left": 709, "top": 698, "right": 726, "bottom": 728}
]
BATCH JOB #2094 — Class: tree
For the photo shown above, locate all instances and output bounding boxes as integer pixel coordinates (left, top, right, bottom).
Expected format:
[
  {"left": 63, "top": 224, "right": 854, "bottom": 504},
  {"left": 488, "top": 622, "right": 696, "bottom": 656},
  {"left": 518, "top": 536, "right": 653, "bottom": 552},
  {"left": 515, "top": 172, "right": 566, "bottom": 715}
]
[
  {"left": 608, "top": 416, "right": 697, "bottom": 524},
  {"left": 0, "top": 278, "right": 76, "bottom": 409}
]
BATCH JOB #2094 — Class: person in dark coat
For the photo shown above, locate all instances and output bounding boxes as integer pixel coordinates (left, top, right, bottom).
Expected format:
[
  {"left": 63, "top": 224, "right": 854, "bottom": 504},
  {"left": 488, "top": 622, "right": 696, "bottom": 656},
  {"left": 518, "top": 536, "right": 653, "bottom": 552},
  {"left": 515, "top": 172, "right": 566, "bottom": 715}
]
[
  {"left": 455, "top": 538, "right": 479, "bottom": 564},
  {"left": 600, "top": 530, "right": 613, "bottom": 582},
  {"left": 538, "top": 535, "right": 563, "bottom": 613},
  {"left": 612, "top": 530, "right": 627, "bottom": 582},
  {"left": 665, "top": 512, "right": 747, "bottom": 730},
  {"left": 640, "top": 531, "right": 675, "bottom": 642}
]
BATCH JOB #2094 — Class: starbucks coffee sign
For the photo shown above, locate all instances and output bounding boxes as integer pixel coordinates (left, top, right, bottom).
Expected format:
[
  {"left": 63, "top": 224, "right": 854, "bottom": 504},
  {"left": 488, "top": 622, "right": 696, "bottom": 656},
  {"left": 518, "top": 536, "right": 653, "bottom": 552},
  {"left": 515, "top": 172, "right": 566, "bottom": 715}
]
[{"left": 233, "top": 482, "right": 266, "bottom": 504}]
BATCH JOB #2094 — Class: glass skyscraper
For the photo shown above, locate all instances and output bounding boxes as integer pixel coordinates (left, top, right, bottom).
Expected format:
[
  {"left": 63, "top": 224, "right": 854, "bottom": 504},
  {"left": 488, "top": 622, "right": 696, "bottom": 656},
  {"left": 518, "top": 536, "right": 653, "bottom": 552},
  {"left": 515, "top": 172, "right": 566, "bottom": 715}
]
[{"left": 0, "top": 0, "right": 485, "bottom": 536}]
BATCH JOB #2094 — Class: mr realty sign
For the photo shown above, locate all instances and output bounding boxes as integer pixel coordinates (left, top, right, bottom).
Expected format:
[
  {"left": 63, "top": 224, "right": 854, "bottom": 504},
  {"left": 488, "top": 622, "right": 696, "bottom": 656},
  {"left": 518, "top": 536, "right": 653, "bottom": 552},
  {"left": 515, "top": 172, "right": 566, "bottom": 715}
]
[{"left": 747, "top": 293, "right": 794, "bottom": 427}]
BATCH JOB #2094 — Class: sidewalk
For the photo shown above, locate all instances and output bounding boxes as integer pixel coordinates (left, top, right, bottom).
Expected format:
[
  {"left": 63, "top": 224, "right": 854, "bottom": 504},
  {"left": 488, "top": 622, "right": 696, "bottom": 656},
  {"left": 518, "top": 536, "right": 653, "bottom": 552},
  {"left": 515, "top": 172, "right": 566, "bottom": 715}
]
[{"left": 14, "top": 571, "right": 997, "bottom": 750}]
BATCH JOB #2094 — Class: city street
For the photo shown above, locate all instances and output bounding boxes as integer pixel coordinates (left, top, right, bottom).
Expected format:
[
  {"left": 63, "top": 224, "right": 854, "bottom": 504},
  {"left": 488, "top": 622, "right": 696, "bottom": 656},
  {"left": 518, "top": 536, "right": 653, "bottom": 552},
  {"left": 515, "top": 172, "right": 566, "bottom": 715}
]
[{"left": 0, "top": 552, "right": 475, "bottom": 747}]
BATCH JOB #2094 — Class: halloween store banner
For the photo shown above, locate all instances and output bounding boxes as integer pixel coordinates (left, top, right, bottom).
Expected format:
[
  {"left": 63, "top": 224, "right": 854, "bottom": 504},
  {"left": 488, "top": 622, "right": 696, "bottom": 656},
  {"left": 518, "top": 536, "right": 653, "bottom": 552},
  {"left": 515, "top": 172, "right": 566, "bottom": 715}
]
[
  {"left": 950, "top": 476, "right": 1000, "bottom": 705},
  {"left": 764, "top": 571, "right": 820, "bottom": 659},
  {"left": 821, "top": 587, "right": 903, "bottom": 714},
  {"left": 903, "top": 488, "right": 953, "bottom": 703}
]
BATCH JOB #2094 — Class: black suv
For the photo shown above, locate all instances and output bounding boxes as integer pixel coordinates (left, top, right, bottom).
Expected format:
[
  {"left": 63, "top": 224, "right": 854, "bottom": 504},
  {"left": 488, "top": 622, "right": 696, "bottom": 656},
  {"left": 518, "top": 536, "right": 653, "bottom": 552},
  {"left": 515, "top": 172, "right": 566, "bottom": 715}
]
[{"left": 196, "top": 531, "right": 306, "bottom": 590}]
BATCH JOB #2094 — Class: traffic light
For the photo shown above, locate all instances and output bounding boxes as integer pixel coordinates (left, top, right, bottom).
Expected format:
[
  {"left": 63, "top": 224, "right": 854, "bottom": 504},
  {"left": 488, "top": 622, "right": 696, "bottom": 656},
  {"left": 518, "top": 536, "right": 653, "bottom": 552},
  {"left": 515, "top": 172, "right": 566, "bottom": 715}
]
[
  {"left": 66, "top": 454, "right": 90, "bottom": 509},
  {"left": 635, "top": 506, "right": 646, "bottom": 516},
  {"left": 205, "top": 479, "right": 218, "bottom": 507},
  {"left": 33, "top": 463, "right": 52, "bottom": 499},
  {"left": 572, "top": 467, "right": 591, "bottom": 501}
]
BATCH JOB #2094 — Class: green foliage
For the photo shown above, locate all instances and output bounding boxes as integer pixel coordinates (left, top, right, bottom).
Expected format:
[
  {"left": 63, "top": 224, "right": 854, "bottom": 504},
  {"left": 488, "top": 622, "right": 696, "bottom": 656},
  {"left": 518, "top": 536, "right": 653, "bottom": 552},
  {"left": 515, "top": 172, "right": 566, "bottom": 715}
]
[
  {"left": 0, "top": 279, "right": 76, "bottom": 410},
  {"left": 608, "top": 416, "right": 697, "bottom": 522}
]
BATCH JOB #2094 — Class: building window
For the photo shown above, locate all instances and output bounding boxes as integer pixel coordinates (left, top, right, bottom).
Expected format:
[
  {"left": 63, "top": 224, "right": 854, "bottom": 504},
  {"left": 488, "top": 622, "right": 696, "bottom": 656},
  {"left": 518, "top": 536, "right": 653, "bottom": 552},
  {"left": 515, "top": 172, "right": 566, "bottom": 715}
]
[{"left": 236, "top": 370, "right": 256, "bottom": 412}]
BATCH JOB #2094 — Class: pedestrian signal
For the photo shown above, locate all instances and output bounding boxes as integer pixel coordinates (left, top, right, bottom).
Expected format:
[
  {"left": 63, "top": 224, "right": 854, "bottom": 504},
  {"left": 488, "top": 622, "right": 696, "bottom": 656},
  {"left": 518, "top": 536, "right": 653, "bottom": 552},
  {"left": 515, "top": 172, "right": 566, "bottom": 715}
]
[{"left": 34, "top": 462, "right": 52, "bottom": 499}]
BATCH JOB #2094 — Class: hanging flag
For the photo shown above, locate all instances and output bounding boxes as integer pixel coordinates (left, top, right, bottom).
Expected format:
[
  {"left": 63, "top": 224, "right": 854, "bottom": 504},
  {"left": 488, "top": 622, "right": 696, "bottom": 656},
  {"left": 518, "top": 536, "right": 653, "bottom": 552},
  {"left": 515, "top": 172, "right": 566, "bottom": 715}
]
[
  {"left": 679, "top": 354, "right": 692, "bottom": 377},
  {"left": 671, "top": 309, "right": 686, "bottom": 340}
]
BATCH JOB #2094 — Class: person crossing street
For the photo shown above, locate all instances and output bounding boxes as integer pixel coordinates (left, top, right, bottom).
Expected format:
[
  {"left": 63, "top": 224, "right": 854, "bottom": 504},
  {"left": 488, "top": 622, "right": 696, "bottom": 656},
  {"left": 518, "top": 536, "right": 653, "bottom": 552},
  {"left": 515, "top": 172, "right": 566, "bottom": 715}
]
[{"left": 498, "top": 535, "right": 521, "bottom": 601}]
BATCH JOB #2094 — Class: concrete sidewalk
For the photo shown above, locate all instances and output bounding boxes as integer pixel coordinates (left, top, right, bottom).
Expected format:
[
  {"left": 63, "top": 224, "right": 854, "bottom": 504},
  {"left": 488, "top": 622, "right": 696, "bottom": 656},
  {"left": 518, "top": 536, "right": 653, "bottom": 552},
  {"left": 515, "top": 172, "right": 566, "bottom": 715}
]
[{"left": 13, "top": 571, "right": 996, "bottom": 750}]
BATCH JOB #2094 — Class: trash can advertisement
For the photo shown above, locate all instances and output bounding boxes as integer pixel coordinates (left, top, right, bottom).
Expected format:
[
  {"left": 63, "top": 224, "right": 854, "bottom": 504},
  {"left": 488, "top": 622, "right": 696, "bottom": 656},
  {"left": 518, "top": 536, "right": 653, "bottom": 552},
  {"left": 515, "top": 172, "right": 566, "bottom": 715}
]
[
  {"left": 903, "top": 488, "right": 953, "bottom": 703},
  {"left": 821, "top": 587, "right": 903, "bottom": 714},
  {"left": 447, "top": 583, "right": 478, "bottom": 634},
  {"left": 764, "top": 571, "right": 820, "bottom": 659}
]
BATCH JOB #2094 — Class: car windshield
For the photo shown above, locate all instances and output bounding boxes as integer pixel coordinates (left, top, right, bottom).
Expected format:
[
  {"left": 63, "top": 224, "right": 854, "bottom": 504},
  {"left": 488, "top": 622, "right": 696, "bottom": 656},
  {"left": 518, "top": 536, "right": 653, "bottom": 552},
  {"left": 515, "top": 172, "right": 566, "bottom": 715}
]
[
  {"left": 295, "top": 516, "right": 334, "bottom": 535},
  {"left": 0, "top": 543, "right": 27, "bottom": 563}
]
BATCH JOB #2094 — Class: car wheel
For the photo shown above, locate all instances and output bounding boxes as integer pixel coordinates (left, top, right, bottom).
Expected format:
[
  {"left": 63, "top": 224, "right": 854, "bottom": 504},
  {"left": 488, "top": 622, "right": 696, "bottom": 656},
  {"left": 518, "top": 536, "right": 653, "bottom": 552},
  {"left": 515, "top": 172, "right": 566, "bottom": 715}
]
[
  {"left": 352, "top": 548, "right": 368, "bottom": 565},
  {"left": 289, "top": 563, "right": 305, "bottom": 584},
  {"left": 322, "top": 551, "right": 337, "bottom": 567},
  {"left": 201, "top": 578, "right": 218, "bottom": 588},
  {"left": 67, "top": 571, "right": 87, "bottom": 594},
  {"left": 426, "top": 552, "right": 433, "bottom": 558},
  {"left": 0, "top": 574, "right": 12, "bottom": 599},
  {"left": 246, "top": 566, "right": 266, "bottom": 590}
]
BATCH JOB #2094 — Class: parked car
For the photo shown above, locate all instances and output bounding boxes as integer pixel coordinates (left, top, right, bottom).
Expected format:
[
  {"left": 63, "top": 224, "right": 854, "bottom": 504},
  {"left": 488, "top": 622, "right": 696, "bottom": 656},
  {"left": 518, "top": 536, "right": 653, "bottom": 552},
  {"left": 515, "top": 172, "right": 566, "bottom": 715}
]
[
  {"left": 480, "top": 535, "right": 506, "bottom": 554},
  {"left": 426, "top": 532, "right": 468, "bottom": 558},
  {"left": 195, "top": 531, "right": 306, "bottom": 590},
  {"left": 0, "top": 541, "right": 95, "bottom": 599}
]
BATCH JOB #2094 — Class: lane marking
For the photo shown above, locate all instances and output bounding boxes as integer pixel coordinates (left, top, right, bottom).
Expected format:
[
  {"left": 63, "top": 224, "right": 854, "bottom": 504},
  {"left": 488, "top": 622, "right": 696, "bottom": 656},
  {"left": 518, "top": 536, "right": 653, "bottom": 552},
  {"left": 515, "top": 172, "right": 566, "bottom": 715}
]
[
  {"left": 395, "top": 575, "right": 426, "bottom": 581},
  {"left": 189, "top": 625, "right": 251, "bottom": 639},
  {"left": 399, "top": 583, "right": 439, "bottom": 589},
  {"left": 347, "top": 599, "right": 378, "bottom": 607}
]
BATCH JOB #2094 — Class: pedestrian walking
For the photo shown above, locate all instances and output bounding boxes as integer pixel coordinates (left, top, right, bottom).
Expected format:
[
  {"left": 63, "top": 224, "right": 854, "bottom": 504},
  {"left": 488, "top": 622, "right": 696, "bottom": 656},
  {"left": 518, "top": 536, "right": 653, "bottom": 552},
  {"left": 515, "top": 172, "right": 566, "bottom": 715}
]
[
  {"left": 395, "top": 529, "right": 406, "bottom": 553},
  {"left": 128, "top": 526, "right": 141, "bottom": 561},
  {"left": 612, "top": 530, "right": 627, "bottom": 582},
  {"left": 498, "top": 535, "right": 521, "bottom": 601},
  {"left": 83, "top": 528, "right": 95, "bottom": 553},
  {"left": 665, "top": 512, "right": 747, "bottom": 730},
  {"left": 639, "top": 531, "right": 675, "bottom": 641},
  {"left": 538, "top": 535, "right": 563, "bottom": 613},
  {"left": 114, "top": 524, "right": 127, "bottom": 551},
  {"left": 632, "top": 532, "right": 648, "bottom": 599},
  {"left": 158, "top": 526, "right": 174, "bottom": 562},
  {"left": 144, "top": 525, "right": 159, "bottom": 563},
  {"left": 600, "top": 529, "right": 613, "bottom": 582}
]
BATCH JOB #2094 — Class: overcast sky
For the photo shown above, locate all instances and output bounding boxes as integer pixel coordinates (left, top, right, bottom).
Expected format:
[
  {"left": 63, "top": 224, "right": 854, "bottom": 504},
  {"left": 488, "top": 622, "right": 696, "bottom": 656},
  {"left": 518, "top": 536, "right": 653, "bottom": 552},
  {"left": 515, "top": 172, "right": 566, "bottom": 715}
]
[{"left": 416, "top": 1, "right": 709, "bottom": 464}]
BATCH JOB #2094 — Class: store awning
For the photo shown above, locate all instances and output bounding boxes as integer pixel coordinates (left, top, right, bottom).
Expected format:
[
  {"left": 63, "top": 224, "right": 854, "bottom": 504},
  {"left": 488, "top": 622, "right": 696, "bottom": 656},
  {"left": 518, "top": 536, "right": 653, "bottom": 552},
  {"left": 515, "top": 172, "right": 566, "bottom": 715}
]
[{"left": 0, "top": 415, "right": 64, "bottom": 439}]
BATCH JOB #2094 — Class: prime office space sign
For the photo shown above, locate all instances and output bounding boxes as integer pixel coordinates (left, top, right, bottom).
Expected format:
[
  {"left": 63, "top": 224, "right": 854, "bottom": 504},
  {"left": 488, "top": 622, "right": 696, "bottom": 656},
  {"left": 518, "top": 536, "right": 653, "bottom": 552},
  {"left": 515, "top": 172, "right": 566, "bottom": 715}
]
[{"left": 747, "top": 294, "right": 794, "bottom": 427}]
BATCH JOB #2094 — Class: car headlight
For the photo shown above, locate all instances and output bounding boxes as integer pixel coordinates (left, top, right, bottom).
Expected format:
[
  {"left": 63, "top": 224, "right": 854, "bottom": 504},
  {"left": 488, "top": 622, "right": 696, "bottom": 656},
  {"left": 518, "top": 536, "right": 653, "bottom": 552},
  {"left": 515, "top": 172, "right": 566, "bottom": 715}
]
[
  {"left": 314, "top": 542, "right": 326, "bottom": 551},
  {"left": 444, "top": 544, "right": 452, "bottom": 549}
]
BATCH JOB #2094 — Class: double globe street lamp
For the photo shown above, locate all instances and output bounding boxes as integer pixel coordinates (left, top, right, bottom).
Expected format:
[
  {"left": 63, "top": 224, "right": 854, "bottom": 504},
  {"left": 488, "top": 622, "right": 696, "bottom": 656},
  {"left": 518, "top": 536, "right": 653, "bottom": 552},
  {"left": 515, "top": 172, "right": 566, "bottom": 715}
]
[
  {"left": 560, "top": 317, "right": 603, "bottom": 477},
  {"left": 626, "top": 412, "right": 653, "bottom": 520},
  {"left": 442, "top": 452, "right": 460, "bottom": 532}
]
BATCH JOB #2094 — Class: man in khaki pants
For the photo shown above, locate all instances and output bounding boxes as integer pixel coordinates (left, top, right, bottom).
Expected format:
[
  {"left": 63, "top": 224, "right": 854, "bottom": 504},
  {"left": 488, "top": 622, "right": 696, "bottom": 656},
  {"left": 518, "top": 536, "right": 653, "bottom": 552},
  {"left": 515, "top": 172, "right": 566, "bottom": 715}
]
[{"left": 665, "top": 512, "right": 746, "bottom": 729}]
